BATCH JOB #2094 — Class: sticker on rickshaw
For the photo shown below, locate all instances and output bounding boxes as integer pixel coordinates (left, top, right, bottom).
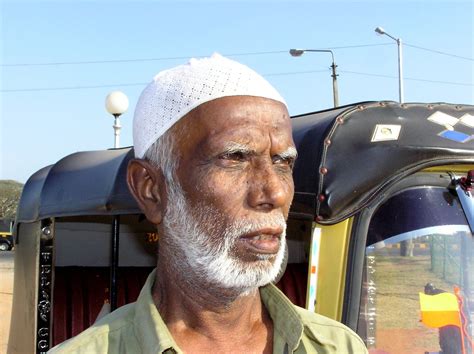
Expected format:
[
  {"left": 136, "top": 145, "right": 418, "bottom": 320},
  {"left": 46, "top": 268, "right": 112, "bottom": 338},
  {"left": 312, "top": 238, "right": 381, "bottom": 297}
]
[{"left": 371, "top": 124, "right": 401, "bottom": 142}]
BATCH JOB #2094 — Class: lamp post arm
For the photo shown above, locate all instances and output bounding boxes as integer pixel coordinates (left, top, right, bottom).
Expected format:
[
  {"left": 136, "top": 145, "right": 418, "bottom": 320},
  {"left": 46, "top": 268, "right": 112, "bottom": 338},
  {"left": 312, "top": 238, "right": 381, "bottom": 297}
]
[
  {"left": 304, "top": 49, "right": 335, "bottom": 63},
  {"left": 382, "top": 31, "right": 398, "bottom": 42}
]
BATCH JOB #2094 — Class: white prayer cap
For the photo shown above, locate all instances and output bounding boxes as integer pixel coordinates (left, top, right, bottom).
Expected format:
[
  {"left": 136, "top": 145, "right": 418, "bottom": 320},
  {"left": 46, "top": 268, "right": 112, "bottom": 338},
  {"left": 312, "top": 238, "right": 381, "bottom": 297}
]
[{"left": 133, "top": 53, "right": 286, "bottom": 158}]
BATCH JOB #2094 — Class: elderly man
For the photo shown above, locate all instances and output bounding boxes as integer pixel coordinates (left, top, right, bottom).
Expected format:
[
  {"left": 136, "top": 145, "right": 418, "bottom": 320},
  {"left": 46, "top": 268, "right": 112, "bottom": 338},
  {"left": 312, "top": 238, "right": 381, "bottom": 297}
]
[{"left": 49, "top": 54, "right": 367, "bottom": 353}]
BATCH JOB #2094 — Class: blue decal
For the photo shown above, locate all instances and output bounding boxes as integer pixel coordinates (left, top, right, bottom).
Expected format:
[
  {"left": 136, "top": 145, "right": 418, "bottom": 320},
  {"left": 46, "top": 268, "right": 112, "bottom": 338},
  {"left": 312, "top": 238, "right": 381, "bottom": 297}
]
[{"left": 438, "top": 130, "right": 472, "bottom": 143}]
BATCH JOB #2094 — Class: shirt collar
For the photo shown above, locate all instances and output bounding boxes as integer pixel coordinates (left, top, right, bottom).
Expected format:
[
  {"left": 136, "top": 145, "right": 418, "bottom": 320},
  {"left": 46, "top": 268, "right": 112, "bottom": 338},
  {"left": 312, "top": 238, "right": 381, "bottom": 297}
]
[
  {"left": 133, "top": 269, "right": 182, "bottom": 354},
  {"left": 261, "top": 283, "right": 339, "bottom": 351},
  {"left": 260, "top": 283, "right": 305, "bottom": 352}
]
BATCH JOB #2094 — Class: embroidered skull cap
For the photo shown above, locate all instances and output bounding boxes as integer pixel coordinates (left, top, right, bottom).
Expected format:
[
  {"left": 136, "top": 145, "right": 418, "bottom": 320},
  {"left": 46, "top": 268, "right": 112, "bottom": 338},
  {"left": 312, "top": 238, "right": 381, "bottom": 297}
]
[{"left": 133, "top": 53, "right": 286, "bottom": 158}]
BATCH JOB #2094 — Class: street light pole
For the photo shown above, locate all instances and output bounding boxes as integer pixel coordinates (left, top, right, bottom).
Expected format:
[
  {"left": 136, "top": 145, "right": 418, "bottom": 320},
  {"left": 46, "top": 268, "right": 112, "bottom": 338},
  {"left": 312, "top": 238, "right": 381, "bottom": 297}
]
[
  {"left": 396, "top": 37, "right": 404, "bottom": 104},
  {"left": 104, "top": 90, "right": 129, "bottom": 311},
  {"left": 289, "top": 49, "right": 339, "bottom": 107},
  {"left": 330, "top": 61, "right": 339, "bottom": 108},
  {"left": 375, "top": 27, "right": 404, "bottom": 103},
  {"left": 112, "top": 115, "right": 121, "bottom": 149}
]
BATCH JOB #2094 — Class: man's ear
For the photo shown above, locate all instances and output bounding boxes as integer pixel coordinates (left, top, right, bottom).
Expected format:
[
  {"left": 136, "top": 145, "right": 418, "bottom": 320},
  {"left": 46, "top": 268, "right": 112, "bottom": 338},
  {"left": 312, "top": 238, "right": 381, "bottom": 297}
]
[{"left": 127, "top": 159, "right": 165, "bottom": 225}]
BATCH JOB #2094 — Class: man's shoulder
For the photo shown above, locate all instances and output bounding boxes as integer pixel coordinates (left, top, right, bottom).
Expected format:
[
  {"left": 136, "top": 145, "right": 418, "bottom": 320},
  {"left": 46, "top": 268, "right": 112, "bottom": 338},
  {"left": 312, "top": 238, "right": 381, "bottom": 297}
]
[
  {"left": 293, "top": 306, "right": 368, "bottom": 353},
  {"left": 293, "top": 305, "right": 354, "bottom": 330},
  {"left": 48, "top": 303, "right": 138, "bottom": 353}
]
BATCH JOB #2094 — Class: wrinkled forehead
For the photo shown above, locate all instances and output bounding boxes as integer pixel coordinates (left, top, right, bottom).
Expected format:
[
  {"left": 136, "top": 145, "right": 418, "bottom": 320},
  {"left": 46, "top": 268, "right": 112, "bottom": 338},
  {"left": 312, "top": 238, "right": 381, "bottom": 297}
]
[
  {"left": 175, "top": 96, "right": 293, "bottom": 152},
  {"left": 193, "top": 95, "right": 289, "bottom": 126}
]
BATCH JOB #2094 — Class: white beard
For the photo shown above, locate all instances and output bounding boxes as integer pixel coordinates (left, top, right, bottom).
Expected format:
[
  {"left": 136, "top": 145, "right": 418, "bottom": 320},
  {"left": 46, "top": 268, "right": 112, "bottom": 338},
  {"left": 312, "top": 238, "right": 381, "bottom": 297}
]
[{"left": 161, "top": 181, "right": 287, "bottom": 292}]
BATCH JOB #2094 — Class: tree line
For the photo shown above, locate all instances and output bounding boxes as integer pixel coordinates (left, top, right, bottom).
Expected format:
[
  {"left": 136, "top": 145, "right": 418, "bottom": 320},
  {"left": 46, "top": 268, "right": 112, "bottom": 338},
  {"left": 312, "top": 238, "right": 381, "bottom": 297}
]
[{"left": 0, "top": 180, "right": 24, "bottom": 220}]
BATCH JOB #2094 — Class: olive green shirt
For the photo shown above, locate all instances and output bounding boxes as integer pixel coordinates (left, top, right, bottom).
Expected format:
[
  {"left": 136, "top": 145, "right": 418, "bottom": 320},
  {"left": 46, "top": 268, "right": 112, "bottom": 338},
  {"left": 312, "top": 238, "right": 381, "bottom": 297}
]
[{"left": 49, "top": 270, "right": 367, "bottom": 354}]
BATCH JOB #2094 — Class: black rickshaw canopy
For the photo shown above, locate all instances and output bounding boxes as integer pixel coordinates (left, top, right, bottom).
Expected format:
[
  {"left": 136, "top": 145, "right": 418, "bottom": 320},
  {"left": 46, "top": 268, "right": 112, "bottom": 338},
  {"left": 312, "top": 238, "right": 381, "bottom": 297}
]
[
  {"left": 16, "top": 101, "right": 474, "bottom": 225},
  {"left": 291, "top": 101, "right": 474, "bottom": 223},
  {"left": 16, "top": 148, "right": 140, "bottom": 223}
]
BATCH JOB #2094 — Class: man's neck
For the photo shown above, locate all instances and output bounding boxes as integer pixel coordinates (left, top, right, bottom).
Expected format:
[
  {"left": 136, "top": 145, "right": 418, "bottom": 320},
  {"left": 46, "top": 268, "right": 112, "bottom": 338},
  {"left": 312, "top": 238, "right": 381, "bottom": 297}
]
[{"left": 153, "top": 255, "right": 273, "bottom": 353}]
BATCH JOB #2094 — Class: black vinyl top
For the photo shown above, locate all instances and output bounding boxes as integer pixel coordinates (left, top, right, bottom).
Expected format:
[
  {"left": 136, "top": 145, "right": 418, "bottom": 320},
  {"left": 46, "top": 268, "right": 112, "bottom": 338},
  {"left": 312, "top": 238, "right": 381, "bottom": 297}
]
[
  {"left": 16, "top": 148, "right": 139, "bottom": 223},
  {"left": 16, "top": 101, "right": 474, "bottom": 224},
  {"left": 291, "top": 101, "right": 474, "bottom": 223}
]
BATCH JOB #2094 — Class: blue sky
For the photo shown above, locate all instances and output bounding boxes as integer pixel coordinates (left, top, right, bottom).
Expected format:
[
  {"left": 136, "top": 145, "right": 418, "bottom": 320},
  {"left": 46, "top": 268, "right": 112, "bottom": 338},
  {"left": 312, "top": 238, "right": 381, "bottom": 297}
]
[{"left": 1, "top": 0, "right": 473, "bottom": 183}]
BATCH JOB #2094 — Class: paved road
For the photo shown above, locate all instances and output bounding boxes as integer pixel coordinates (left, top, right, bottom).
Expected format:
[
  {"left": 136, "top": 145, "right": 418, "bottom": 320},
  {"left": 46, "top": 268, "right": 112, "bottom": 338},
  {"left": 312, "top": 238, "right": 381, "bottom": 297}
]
[
  {"left": 0, "top": 250, "right": 14, "bottom": 354},
  {"left": 0, "top": 251, "right": 14, "bottom": 268}
]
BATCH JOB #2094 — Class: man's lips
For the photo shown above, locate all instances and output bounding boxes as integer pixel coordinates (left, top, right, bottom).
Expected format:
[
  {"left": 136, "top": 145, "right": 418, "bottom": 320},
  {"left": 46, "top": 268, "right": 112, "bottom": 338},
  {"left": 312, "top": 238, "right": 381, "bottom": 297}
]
[{"left": 237, "top": 228, "right": 283, "bottom": 254}]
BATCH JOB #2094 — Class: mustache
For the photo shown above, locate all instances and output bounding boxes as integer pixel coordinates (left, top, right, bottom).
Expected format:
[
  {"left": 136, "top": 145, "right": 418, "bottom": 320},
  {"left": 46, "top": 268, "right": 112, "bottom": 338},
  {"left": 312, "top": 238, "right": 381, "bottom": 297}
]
[{"left": 223, "top": 213, "right": 287, "bottom": 238}]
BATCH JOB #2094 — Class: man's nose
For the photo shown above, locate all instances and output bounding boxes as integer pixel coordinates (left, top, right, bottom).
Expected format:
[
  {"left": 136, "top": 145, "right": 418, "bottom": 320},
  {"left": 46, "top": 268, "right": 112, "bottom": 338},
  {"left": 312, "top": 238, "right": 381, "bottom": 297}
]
[{"left": 247, "top": 163, "right": 291, "bottom": 211}]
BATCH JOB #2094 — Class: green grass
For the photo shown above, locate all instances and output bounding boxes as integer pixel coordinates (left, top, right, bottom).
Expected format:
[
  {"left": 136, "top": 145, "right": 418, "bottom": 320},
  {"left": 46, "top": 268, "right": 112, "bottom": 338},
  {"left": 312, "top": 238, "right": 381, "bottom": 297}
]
[
  {"left": 375, "top": 255, "right": 454, "bottom": 329},
  {"left": 368, "top": 253, "right": 459, "bottom": 353}
]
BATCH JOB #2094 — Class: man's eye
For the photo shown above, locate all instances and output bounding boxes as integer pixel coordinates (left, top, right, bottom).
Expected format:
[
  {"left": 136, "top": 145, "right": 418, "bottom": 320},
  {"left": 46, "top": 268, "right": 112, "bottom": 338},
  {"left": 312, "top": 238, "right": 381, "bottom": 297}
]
[
  {"left": 273, "top": 156, "right": 295, "bottom": 168},
  {"left": 220, "top": 151, "right": 248, "bottom": 161}
]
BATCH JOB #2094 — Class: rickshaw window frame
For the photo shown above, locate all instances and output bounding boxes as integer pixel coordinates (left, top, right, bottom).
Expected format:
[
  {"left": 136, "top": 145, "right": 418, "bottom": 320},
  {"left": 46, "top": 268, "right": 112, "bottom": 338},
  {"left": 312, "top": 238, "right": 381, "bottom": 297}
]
[{"left": 341, "top": 170, "right": 461, "bottom": 331}]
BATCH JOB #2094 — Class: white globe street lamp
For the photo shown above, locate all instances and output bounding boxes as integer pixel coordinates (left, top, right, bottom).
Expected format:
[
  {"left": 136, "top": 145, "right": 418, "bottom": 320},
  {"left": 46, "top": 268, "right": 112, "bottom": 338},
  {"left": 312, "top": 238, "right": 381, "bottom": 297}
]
[
  {"left": 105, "top": 91, "right": 129, "bottom": 148},
  {"left": 375, "top": 27, "right": 404, "bottom": 103}
]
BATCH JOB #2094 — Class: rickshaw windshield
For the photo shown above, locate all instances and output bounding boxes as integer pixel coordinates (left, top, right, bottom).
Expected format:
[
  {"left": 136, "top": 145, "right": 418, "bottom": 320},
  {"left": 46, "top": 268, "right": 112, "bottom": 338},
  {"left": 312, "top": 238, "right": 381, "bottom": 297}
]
[{"left": 358, "top": 186, "right": 474, "bottom": 354}]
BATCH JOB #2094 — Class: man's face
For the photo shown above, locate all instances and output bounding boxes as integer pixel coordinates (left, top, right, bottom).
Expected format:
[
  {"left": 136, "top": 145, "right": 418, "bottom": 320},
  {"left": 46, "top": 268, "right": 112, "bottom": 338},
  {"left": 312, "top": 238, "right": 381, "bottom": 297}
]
[{"left": 161, "top": 96, "right": 296, "bottom": 291}]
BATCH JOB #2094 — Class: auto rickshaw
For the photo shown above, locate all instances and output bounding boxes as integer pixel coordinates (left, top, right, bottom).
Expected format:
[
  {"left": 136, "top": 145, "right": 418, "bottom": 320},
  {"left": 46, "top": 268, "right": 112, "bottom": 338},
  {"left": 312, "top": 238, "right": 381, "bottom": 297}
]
[
  {"left": 0, "top": 219, "right": 14, "bottom": 251},
  {"left": 8, "top": 101, "right": 474, "bottom": 354}
]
